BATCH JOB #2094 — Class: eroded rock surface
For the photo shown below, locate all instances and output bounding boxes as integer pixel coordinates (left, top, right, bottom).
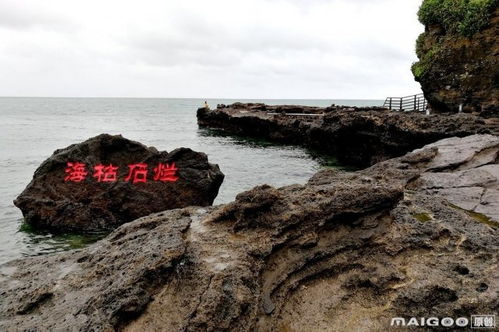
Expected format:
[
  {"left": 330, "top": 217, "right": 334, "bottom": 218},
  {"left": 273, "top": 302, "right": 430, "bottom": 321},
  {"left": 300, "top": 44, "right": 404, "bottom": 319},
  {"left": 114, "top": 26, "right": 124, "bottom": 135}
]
[
  {"left": 197, "top": 103, "right": 497, "bottom": 166},
  {"left": 14, "top": 134, "right": 224, "bottom": 232},
  {"left": 1, "top": 135, "right": 498, "bottom": 331}
]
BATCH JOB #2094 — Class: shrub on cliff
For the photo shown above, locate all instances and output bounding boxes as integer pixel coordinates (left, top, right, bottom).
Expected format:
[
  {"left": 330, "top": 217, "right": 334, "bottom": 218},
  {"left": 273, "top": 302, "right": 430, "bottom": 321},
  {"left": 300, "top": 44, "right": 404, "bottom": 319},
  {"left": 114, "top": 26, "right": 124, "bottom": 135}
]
[
  {"left": 413, "top": 0, "right": 498, "bottom": 80},
  {"left": 412, "top": 0, "right": 498, "bottom": 114},
  {"left": 418, "top": 0, "right": 497, "bottom": 36}
]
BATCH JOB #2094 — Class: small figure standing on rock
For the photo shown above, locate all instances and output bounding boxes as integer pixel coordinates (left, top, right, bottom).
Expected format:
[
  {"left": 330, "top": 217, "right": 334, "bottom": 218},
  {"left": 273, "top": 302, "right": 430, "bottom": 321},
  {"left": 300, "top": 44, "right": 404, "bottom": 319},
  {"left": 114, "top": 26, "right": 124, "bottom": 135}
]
[{"left": 204, "top": 101, "right": 210, "bottom": 110}]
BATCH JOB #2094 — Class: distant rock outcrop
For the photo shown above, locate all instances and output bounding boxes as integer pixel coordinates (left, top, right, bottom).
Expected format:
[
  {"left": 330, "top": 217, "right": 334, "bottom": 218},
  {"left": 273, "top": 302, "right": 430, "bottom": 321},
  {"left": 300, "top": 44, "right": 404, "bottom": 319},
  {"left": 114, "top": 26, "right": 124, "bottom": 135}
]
[
  {"left": 1, "top": 134, "right": 497, "bottom": 331},
  {"left": 14, "top": 134, "right": 224, "bottom": 232},
  {"left": 197, "top": 103, "right": 497, "bottom": 166},
  {"left": 412, "top": 0, "right": 498, "bottom": 116}
]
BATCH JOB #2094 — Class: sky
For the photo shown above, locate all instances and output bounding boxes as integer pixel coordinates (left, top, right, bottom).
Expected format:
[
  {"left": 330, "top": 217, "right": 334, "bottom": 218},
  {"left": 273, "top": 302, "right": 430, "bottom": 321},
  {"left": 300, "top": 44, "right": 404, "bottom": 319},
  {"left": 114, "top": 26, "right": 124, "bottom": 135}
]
[{"left": 0, "top": 0, "right": 424, "bottom": 99}]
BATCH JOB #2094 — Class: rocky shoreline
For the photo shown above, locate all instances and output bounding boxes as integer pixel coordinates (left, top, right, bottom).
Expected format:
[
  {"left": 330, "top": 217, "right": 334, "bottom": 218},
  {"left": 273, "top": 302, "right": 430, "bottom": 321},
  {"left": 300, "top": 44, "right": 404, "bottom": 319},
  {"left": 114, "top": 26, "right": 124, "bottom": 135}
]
[
  {"left": 2, "top": 0, "right": 498, "bottom": 329},
  {"left": 1, "top": 133, "right": 498, "bottom": 331},
  {"left": 198, "top": 103, "right": 499, "bottom": 167}
]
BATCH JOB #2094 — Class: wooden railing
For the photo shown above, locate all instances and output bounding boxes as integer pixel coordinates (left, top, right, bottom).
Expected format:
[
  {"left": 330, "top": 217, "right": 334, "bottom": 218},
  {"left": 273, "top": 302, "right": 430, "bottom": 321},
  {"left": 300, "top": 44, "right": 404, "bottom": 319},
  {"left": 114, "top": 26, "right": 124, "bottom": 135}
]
[{"left": 383, "top": 93, "right": 428, "bottom": 112}]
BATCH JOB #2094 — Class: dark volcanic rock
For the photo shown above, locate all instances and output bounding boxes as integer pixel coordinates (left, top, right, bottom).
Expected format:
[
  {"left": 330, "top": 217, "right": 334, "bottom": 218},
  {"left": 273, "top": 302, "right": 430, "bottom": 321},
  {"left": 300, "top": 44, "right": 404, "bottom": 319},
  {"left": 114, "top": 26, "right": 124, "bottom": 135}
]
[
  {"left": 198, "top": 103, "right": 497, "bottom": 166},
  {"left": 1, "top": 135, "right": 498, "bottom": 331},
  {"left": 13, "top": 134, "right": 224, "bottom": 232}
]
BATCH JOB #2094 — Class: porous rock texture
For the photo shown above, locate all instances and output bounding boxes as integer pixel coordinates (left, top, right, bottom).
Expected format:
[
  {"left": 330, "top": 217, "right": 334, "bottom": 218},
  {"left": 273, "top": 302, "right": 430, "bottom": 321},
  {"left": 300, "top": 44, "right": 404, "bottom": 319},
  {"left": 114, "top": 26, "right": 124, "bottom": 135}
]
[
  {"left": 13, "top": 134, "right": 224, "bottom": 232},
  {"left": 1, "top": 134, "right": 497, "bottom": 331},
  {"left": 197, "top": 103, "right": 498, "bottom": 166}
]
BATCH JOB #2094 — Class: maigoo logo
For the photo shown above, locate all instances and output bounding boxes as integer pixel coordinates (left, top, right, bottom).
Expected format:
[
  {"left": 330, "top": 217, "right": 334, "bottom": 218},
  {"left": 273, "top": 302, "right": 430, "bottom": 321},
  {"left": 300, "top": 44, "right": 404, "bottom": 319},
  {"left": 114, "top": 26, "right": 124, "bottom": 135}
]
[
  {"left": 391, "top": 315, "right": 496, "bottom": 328},
  {"left": 391, "top": 317, "right": 468, "bottom": 328}
]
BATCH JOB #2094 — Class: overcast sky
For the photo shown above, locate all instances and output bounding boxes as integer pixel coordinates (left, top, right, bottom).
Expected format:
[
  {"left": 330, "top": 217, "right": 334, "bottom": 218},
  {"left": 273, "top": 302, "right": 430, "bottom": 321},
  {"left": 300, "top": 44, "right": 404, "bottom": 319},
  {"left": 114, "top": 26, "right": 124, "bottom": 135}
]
[{"left": 0, "top": 0, "right": 424, "bottom": 99}]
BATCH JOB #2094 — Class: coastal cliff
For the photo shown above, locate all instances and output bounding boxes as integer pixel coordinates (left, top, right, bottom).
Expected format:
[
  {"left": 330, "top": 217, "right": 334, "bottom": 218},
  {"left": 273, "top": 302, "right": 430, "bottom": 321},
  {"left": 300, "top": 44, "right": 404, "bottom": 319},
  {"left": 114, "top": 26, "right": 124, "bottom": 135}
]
[
  {"left": 412, "top": 0, "right": 498, "bottom": 115},
  {"left": 1, "top": 134, "right": 498, "bottom": 331}
]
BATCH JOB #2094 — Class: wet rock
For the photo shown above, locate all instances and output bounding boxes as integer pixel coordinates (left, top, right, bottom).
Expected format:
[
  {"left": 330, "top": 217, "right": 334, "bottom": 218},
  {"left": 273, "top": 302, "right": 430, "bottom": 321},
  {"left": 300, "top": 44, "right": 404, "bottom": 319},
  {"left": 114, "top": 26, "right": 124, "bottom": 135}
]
[
  {"left": 198, "top": 103, "right": 496, "bottom": 167},
  {"left": 13, "top": 134, "right": 224, "bottom": 232},
  {"left": 1, "top": 135, "right": 498, "bottom": 331}
]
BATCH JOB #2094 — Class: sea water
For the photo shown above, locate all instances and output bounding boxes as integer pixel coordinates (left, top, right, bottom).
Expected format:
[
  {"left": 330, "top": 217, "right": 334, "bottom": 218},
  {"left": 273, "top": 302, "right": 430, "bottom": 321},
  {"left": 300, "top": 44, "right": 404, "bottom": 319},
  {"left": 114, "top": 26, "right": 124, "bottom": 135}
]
[{"left": 0, "top": 97, "right": 382, "bottom": 264}]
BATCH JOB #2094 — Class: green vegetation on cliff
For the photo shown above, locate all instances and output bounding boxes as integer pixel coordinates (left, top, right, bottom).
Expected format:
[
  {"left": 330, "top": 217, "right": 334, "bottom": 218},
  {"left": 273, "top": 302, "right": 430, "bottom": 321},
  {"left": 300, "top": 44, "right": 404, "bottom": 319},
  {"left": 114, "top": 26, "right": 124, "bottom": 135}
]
[
  {"left": 412, "top": 0, "right": 497, "bottom": 81},
  {"left": 412, "top": 43, "right": 440, "bottom": 80},
  {"left": 418, "top": 0, "right": 497, "bottom": 36}
]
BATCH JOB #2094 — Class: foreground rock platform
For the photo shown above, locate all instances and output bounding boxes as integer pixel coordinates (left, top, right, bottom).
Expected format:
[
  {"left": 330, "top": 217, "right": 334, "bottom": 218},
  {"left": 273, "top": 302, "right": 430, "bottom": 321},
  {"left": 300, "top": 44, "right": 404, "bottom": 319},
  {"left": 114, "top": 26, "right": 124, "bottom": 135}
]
[
  {"left": 1, "top": 134, "right": 497, "bottom": 331},
  {"left": 14, "top": 134, "right": 224, "bottom": 232},
  {"left": 198, "top": 103, "right": 499, "bottom": 167}
]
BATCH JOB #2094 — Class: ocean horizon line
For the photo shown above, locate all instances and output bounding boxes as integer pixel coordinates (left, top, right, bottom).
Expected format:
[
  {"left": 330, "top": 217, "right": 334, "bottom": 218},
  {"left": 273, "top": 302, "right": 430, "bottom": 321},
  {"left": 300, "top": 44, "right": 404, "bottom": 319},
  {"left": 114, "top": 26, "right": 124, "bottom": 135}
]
[{"left": 0, "top": 96, "right": 385, "bottom": 101}]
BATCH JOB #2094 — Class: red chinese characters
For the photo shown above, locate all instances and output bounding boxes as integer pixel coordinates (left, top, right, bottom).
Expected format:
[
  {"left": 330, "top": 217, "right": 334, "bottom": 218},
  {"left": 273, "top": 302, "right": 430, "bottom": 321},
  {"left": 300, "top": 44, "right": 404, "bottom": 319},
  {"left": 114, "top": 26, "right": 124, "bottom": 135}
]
[
  {"left": 64, "top": 162, "right": 88, "bottom": 182},
  {"left": 93, "top": 164, "right": 119, "bottom": 183},
  {"left": 65, "top": 162, "right": 180, "bottom": 184},
  {"left": 153, "top": 162, "right": 179, "bottom": 182},
  {"left": 124, "top": 163, "right": 149, "bottom": 184}
]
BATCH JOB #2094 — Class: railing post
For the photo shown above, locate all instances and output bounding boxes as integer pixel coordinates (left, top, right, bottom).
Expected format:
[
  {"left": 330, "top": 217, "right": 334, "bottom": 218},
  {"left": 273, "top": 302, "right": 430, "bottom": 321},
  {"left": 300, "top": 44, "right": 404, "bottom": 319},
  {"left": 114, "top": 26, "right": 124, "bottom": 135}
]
[{"left": 384, "top": 94, "right": 429, "bottom": 113}]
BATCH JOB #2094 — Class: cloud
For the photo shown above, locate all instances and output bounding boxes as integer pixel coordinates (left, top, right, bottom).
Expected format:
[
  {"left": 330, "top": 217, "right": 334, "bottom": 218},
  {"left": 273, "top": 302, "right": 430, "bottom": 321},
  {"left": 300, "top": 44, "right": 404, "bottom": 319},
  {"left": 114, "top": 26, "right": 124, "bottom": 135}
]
[
  {"left": 0, "top": 0, "right": 75, "bottom": 31},
  {"left": 0, "top": 0, "right": 424, "bottom": 98}
]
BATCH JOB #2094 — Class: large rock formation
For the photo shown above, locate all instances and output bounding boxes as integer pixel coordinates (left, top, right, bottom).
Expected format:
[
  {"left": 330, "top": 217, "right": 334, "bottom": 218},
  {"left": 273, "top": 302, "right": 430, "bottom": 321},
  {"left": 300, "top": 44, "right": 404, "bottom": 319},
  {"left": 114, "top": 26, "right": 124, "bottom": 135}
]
[
  {"left": 198, "top": 103, "right": 498, "bottom": 166},
  {"left": 412, "top": 0, "right": 498, "bottom": 115},
  {"left": 1, "top": 134, "right": 497, "bottom": 331},
  {"left": 14, "top": 134, "right": 224, "bottom": 232}
]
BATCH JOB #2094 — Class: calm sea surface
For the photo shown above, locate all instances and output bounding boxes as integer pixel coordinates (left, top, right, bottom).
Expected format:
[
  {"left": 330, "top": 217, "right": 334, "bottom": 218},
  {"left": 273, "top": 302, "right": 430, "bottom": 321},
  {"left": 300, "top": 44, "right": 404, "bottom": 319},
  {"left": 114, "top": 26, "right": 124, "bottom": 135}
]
[{"left": 0, "top": 97, "right": 382, "bottom": 264}]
